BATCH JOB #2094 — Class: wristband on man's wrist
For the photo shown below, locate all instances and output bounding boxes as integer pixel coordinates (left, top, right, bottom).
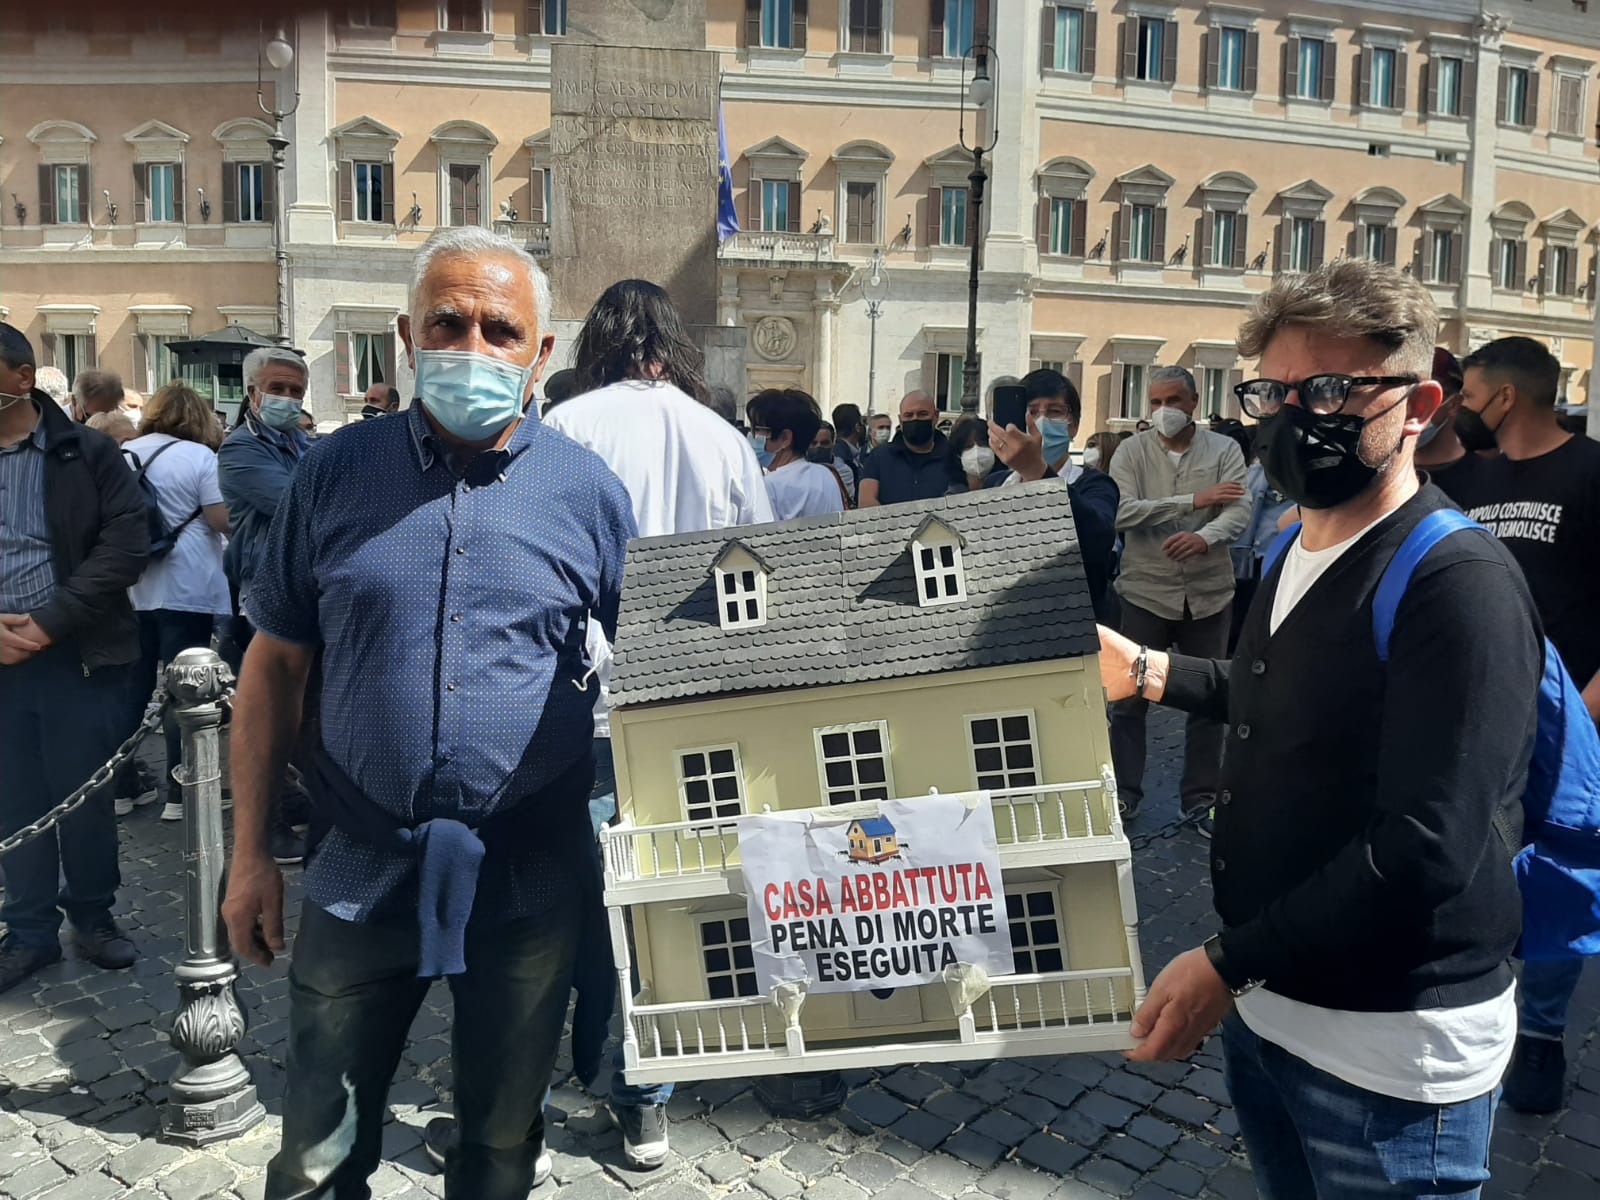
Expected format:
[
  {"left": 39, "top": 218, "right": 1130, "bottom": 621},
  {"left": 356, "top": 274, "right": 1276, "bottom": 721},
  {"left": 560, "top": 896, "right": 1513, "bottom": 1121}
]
[
  {"left": 1203, "top": 934, "right": 1262, "bottom": 997},
  {"left": 1131, "top": 646, "right": 1150, "bottom": 698}
]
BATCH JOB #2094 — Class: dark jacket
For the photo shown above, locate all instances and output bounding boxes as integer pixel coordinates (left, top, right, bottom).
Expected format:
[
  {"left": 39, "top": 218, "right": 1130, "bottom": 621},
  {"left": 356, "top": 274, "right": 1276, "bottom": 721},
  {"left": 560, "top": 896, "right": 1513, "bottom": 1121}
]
[
  {"left": 217, "top": 410, "right": 306, "bottom": 608},
  {"left": 30, "top": 393, "right": 149, "bottom": 672},
  {"left": 860, "top": 430, "right": 951, "bottom": 505},
  {"left": 1162, "top": 487, "right": 1540, "bottom": 1013}
]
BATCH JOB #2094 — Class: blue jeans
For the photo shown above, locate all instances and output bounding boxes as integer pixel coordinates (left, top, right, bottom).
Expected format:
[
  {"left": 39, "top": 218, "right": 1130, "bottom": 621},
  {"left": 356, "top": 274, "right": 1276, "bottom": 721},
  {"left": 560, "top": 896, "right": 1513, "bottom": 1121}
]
[
  {"left": 0, "top": 647, "right": 126, "bottom": 947},
  {"left": 587, "top": 738, "right": 673, "bottom": 1109},
  {"left": 1519, "top": 958, "right": 1585, "bottom": 1038},
  {"left": 1222, "top": 1013, "right": 1496, "bottom": 1199},
  {"left": 267, "top": 902, "right": 578, "bottom": 1200}
]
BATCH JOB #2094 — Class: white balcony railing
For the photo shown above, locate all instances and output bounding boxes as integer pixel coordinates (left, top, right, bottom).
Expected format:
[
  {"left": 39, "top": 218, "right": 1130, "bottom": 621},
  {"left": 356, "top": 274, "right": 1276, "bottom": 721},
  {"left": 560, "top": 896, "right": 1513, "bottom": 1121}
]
[
  {"left": 601, "top": 775, "right": 1122, "bottom": 899},
  {"left": 493, "top": 219, "right": 550, "bottom": 255},
  {"left": 718, "top": 230, "right": 838, "bottom": 263}
]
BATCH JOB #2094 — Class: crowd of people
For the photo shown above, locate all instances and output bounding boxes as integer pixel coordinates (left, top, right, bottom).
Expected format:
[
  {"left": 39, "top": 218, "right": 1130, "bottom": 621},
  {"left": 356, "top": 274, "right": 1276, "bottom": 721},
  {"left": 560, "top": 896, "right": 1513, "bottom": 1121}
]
[{"left": 0, "top": 222, "right": 1596, "bottom": 1200}]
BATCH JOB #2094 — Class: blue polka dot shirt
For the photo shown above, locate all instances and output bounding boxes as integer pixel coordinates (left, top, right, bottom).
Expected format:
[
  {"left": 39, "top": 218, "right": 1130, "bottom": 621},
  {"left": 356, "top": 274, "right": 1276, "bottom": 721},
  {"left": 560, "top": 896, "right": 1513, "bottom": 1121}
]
[{"left": 249, "top": 402, "right": 636, "bottom": 924}]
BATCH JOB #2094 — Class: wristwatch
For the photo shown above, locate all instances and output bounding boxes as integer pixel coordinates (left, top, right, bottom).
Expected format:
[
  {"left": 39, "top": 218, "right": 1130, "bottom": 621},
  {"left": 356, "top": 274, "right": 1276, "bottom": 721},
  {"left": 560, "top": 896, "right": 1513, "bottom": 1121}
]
[{"left": 1203, "top": 934, "right": 1263, "bottom": 997}]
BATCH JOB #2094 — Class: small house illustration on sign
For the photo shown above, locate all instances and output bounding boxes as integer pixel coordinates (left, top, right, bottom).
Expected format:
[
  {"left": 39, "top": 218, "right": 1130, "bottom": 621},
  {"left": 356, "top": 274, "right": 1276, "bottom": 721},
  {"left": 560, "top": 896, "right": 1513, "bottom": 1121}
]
[{"left": 847, "top": 817, "right": 900, "bottom": 864}]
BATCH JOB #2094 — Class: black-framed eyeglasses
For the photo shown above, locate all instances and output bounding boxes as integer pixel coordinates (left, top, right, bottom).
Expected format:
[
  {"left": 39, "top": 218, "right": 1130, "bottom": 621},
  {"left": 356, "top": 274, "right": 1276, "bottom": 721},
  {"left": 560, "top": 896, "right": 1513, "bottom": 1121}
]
[{"left": 1233, "top": 374, "right": 1418, "bottom": 419}]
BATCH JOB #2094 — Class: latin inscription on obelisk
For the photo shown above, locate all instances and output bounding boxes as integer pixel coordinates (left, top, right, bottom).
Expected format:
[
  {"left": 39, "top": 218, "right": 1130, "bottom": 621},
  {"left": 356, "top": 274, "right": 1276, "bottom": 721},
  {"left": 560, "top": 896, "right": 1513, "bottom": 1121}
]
[{"left": 548, "top": 43, "right": 720, "bottom": 327}]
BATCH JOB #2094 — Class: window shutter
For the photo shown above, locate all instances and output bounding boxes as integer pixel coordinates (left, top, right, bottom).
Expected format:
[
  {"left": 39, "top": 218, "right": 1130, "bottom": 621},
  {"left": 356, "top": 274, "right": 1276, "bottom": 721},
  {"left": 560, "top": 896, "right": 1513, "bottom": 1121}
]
[
  {"left": 1525, "top": 68, "right": 1539, "bottom": 127},
  {"left": 1162, "top": 21, "right": 1178, "bottom": 83},
  {"left": 1071, "top": 196, "right": 1086, "bottom": 257},
  {"left": 1382, "top": 224, "right": 1397, "bottom": 266},
  {"left": 1113, "top": 363, "right": 1128, "bottom": 416},
  {"left": 1357, "top": 50, "right": 1371, "bottom": 109},
  {"left": 262, "top": 164, "right": 276, "bottom": 224},
  {"left": 847, "top": 183, "right": 863, "bottom": 243},
  {"left": 527, "top": 167, "right": 546, "bottom": 222},
  {"left": 1119, "top": 20, "right": 1135, "bottom": 80},
  {"left": 1232, "top": 213, "right": 1249, "bottom": 269},
  {"left": 1082, "top": 11, "right": 1097, "bottom": 75},
  {"left": 1276, "top": 218, "right": 1290, "bottom": 273},
  {"left": 792, "top": 0, "right": 807, "bottom": 51},
  {"left": 79, "top": 166, "right": 91, "bottom": 218},
  {"left": 1560, "top": 249, "right": 1576, "bottom": 296},
  {"left": 1283, "top": 37, "right": 1299, "bottom": 99},
  {"left": 1447, "top": 229, "right": 1463, "bottom": 284},
  {"left": 787, "top": 180, "right": 801, "bottom": 233},
  {"left": 1497, "top": 66, "right": 1509, "bottom": 123},
  {"left": 38, "top": 165, "right": 55, "bottom": 225},
  {"left": 744, "top": 0, "right": 760, "bottom": 49},
  {"left": 1116, "top": 201, "right": 1132, "bottom": 260},
  {"left": 467, "top": 166, "right": 481, "bottom": 226},
  {"left": 1040, "top": 5, "right": 1055, "bottom": 72},
  {"left": 339, "top": 160, "right": 354, "bottom": 221},
  {"left": 1037, "top": 193, "right": 1051, "bottom": 253},
  {"left": 1152, "top": 205, "right": 1167, "bottom": 264},
  {"left": 134, "top": 162, "right": 149, "bottom": 223},
  {"left": 1320, "top": 42, "right": 1337, "bottom": 101},
  {"left": 222, "top": 163, "right": 239, "bottom": 222},
  {"left": 1200, "top": 210, "right": 1214, "bottom": 265},
  {"left": 172, "top": 163, "right": 185, "bottom": 223},
  {"left": 1514, "top": 239, "right": 1527, "bottom": 288},
  {"left": 1556, "top": 77, "right": 1576, "bottom": 134},
  {"left": 449, "top": 166, "right": 465, "bottom": 225},
  {"left": 382, "top": 332, "right": 397, "bottom": 388},
  {"left": 85, "top": 337, "right": 98, "bottom": 369},
  {"left": 927, "top": 186, "right": 941, "bottom": 246},
  {"left": 381, "top": 168, "right": 395, "bottom": 224},
  {"left": 861, "top": 180, "right": 877, "bottom": 242},
  {"left": 41, "top": 332, "right": 57, "bottom": 366},
  {"left": 1068, "top": 361, "right": 1084, "bottom": 397},
  {"left": 527, "top": 0, "right": 543, "bottom": 35},
  {"left": 1310, "top": 219, "right": 1326, "bottom": 268},
  {"left": 1244, "top": 32, "right": 1259, "bottom": 92},
  {"left": 1426, "top": 57, "right": 1438, "bottom": 114},
  {"left": 922, "top": 352, "right": 939, "bottom": 392},
  {"left": 1204, "top": 31, "right": 1218, "bottom": 91},
  {"left": 335, "top": 333, "right": 353, "bottom": 396},
  {"left": 1394, "top": 52, "right": 1408, "bottom": 111},
  {"left": 928, "top": 0, "right": 944, "bottom": 59},
  {"left": 1462, "top": 58, "right": 1477, "bottom": 114}
]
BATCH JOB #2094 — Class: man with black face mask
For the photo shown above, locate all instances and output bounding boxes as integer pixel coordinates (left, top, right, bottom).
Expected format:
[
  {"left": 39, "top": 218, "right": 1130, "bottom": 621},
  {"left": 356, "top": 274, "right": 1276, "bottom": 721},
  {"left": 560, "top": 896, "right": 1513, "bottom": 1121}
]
[
  {"left": 1093, "top": 259, "right": 1543, "bottom": 1197},
  {"left": 1447, "top": 335, "right": 1600, "bottom": 1115},
  {"left": 858, "top": 390, "right": 950, "bottom": 507}
]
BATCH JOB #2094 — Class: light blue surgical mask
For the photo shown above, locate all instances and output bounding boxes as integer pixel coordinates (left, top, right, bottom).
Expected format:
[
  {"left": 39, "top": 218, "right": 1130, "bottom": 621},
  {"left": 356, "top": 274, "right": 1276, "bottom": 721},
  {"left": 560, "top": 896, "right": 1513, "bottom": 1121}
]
[
  {"left": 414, "top": 348, "right": 533, "bottom": 443},
  {"left": 749, "top": 433, "right": 774, "bottom": 469},
  {"left": 258, "top": 395, "right": 304, "bottom": 431},
  {"left": 1037, "top": 417, "right": 1073, "bottom": 466}
]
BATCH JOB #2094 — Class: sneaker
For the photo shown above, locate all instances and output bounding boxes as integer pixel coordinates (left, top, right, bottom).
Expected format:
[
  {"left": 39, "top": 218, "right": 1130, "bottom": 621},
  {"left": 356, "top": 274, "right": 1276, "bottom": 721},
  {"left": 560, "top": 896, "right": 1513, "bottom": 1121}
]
[
  {"left": 422, "top": 1116, "right": 551, "bottom": 1187},
  {"left": 0, "top": 937, "right": 63, "bottom": 995},
  {"left": 611, "top": 1102, "right": 669, "bottom": 1170},
  {"left": 113, "top": 796, "right": 135, "bottom": 817},
  {"left": 160, "top": 801, "right": 184, "bottom": 822},
  {"left": 114, "top": 787, "right": 159, "bottom": 817},
  {"left": 1502, "top": 1033, "right": 1566, "bottom": 1114},
  {"left": 71, "top": 916, "right": 138, "bottom": 970},
  {"left": 271, "top": 824, "right": 306, "bottom": 867}
]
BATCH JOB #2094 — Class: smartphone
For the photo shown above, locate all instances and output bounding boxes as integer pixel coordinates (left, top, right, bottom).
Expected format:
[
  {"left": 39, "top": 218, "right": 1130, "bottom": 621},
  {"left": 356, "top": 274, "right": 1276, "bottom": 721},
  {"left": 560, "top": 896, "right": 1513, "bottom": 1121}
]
[{"left": 993, "top": 384, "right": 1028, "bottom": 431}]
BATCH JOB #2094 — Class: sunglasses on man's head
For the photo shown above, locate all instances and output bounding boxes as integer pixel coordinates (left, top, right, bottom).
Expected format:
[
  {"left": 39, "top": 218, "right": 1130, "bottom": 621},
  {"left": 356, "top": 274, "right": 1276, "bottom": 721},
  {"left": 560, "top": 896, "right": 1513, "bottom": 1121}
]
[{"left": 1233, "top": 374, "right": 1418, "bottom": 419}]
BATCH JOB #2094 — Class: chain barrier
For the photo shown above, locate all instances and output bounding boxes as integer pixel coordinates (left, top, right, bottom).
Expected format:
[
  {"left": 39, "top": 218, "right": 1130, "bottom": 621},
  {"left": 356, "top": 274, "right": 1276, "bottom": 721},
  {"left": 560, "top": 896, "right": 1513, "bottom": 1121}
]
[
  {"left": 1126, "top": 804, "right": 1209, "bottom": 851},
  {"left": 0, "top": 687, "right": 172, "bottom": 858}
]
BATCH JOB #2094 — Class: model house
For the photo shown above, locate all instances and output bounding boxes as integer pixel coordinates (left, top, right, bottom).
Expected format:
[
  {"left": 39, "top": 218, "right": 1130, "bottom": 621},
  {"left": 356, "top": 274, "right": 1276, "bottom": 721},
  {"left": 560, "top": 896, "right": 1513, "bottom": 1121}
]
[{"left": 602, "top": 483, "right": 1145, "bottom": 1083}]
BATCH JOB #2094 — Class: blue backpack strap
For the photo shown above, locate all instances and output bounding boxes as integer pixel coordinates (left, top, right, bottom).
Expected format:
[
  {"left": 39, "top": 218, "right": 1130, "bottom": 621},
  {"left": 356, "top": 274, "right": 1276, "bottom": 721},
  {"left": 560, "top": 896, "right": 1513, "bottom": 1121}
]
[
  {"left": 1371, "top": 509, "right": 1479, "bottom": 661},
  {"left": 1261, "top": 522, "right": 1302, "bottom": 576}
]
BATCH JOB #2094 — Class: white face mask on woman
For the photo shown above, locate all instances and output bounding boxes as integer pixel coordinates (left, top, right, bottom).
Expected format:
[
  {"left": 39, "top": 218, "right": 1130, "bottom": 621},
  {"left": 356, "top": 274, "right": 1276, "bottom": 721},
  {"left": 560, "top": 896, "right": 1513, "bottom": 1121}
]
[
  {"left": 960, "top": 445, "right": 996, "bottom": 477},
  {"left": 1082, "top": 446, "right": 1102, "bottom": 469}
]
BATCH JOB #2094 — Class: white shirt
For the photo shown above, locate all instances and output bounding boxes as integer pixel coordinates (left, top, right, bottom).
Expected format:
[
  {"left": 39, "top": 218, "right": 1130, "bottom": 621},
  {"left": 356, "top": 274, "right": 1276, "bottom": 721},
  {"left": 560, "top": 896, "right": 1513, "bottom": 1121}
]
[
  {"left": 1241, "top": 508, "right": 1517, "bottom": 1104},
  {"left": 124, "top": 433, "right": 231, "bottom": 617},
  {"left": 545, "top": 380, "right": 775, "bottom": 737},
  {"left": 765, "top": 459, "right": 847, "bottom": 521}
]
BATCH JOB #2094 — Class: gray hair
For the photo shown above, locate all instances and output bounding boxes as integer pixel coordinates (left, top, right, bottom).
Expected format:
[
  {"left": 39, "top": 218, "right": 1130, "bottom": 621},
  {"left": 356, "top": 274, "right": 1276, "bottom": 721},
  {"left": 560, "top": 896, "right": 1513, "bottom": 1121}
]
[
  {"left": 35, "top": 365, "right": 69, "bottom": 405},
  {"left": 1148, "top": 365, "right": 1197, "bottom": 398},
  {"left": 410, "top": 226, "right": 553, "bottom": 335},
  {"left": 242, "top": 346, "right": 309, "bottom": 392}
]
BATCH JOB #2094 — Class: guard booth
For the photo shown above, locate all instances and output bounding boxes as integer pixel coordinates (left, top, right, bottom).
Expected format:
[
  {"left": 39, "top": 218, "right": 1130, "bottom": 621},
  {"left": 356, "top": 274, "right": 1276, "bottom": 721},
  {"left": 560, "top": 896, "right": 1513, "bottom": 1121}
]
[{"left": 165, "top": 323, "right": 280, "bottom": 427}]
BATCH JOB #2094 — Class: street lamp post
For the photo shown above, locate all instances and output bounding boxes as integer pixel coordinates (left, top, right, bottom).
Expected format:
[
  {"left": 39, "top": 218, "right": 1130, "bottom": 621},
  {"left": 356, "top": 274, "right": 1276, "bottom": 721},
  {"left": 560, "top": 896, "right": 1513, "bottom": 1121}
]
[
  {"left": 258, "top": 28, "right": 300, "bottom": 348},
  {"left": 863, "top": 248, "right": 889, "bottom": 415},
  {"left": 958, "top": 42, "right": 999, "bottom": 417}
]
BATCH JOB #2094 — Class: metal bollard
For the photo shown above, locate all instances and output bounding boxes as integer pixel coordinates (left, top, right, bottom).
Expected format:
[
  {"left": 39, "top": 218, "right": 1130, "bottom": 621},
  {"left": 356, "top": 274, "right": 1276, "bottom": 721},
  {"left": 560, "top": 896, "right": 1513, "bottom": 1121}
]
[{"left": 161, "top": 647, "right": 265, "bottom": 1145}]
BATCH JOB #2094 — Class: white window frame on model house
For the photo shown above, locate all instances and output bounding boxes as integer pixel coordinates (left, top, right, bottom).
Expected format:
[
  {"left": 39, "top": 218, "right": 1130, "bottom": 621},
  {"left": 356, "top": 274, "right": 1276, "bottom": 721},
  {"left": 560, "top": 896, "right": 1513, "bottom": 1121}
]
[
  {"left": 909, "top": 516, "right": 966, "bottom": 607},
  {"left": 813, "top": 721, "right": 894, "bottom": 806},
  {"left": 694, "top": 907, "right": 760, "bottom": 1001},
  {"left": 1005, "top": 880, "right": 1068, "bottom": 974},
  {"left": 675, "top": 744, "right": 747, "bottom": 825},
  {"left": 711, "top": 541, "right": 770, "bottom": 630},
  {"left": 967, "top": 711, "right": 1041, "bottom": 791}
]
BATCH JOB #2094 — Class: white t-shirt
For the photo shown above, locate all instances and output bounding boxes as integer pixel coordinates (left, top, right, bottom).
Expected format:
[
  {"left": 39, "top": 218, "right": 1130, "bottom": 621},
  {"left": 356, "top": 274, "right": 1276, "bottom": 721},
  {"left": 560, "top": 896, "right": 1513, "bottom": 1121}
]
[
  {"left": 1239, "top": 508, "right": 1517, "bottom": 1104},
  {"left": 124, "top": 433, "right": 231, "bottom": 617},
  {"left": 545, "top": 380, "right": 776, "bottom": 737},
  {"left": 765, "top": 459, "right": 847, "bottom": 521}
]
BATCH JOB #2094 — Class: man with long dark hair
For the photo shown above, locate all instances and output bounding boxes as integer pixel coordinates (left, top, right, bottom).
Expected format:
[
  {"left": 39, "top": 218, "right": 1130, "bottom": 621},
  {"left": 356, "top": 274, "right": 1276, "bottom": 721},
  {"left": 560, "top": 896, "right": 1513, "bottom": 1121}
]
[{"left": 571, "top": 278, "right": 711, "bottom": 403}]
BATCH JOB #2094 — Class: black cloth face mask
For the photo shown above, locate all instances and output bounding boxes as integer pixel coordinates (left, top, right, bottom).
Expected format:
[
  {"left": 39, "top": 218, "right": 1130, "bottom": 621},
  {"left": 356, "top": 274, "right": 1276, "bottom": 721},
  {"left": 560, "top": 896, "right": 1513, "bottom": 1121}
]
[
  {"left": 1452, "top": 404, "right": 1501, "bottom": 453},
  {"left": 900, "top": 419, "right": 935, "bottom": 447},
  {"left": 1256, "top": 395, "right": 1406, "bottom": 511}
]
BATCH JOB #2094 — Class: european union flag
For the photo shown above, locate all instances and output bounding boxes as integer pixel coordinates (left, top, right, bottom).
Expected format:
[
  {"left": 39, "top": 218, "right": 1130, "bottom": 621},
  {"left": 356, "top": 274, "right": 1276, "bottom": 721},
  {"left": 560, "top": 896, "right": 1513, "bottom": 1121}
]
[{"left": 716, "top": 104, "right": 740, "bottom": 243}]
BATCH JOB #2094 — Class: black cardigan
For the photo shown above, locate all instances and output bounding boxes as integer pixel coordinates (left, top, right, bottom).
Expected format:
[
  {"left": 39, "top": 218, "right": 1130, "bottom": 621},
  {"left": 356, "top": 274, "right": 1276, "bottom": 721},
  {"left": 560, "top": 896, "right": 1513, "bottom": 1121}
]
[{"left": 1162, "top": 486, "right": 1541, "bottom": 1013}]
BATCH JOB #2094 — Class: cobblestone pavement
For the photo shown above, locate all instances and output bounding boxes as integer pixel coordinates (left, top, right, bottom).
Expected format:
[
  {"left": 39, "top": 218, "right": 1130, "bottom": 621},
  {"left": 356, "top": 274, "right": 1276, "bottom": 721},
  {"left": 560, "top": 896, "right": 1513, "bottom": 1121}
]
[{"left": 1, "top": 710, "right": 1597, "bottom": 1200}]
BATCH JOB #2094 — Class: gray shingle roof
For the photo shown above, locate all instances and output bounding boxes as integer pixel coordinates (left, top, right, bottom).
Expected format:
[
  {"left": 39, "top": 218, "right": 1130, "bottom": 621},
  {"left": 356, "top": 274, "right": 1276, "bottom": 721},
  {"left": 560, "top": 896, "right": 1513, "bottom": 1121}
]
[{"left": 609, "top": 482, "right": 1099, "bottom": 708}]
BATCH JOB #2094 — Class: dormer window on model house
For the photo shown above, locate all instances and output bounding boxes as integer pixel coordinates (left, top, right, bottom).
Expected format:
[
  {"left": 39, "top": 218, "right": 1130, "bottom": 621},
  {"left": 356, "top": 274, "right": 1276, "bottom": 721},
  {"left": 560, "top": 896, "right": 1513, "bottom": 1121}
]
[{"left": 909, "top": 515, "right": 967, "bottom": 606}]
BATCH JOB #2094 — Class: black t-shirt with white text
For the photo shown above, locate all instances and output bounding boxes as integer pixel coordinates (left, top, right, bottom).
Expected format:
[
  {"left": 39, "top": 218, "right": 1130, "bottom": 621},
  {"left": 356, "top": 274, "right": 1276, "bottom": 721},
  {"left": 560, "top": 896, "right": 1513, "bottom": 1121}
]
[{"left": 1449, "top": 434, "right": 1600, "bottom": 685}]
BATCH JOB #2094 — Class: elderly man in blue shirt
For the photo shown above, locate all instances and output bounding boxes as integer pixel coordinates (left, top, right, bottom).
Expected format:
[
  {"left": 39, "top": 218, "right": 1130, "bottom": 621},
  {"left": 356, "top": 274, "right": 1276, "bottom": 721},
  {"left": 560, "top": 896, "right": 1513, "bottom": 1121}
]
[{"left": 221, "top": 226, "right": 637, "bottom": 1200}]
